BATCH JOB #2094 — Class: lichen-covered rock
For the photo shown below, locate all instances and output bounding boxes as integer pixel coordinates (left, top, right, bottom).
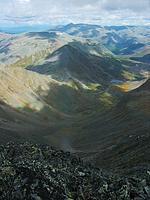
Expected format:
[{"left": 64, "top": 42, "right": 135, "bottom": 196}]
[{"left": 0, "top": 142, "right": 149, "bottom": 200}]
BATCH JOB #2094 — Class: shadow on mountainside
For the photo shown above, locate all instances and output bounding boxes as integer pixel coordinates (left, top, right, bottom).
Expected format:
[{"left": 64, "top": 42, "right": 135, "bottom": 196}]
[{"left": 27, "top": 42, "right": 140, "bottom": 85}]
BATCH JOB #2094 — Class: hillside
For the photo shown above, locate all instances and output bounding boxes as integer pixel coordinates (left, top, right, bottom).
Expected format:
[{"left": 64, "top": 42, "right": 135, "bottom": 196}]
[
  {"left": 0, "top": 66, "right": 113, "bottom": 144},
  {"left": 0, "top": 66, "right": 149, "bottom": 171},
  {"left": 28, "top": 44, "right": 113, "bottom": 84},
  {"left": 0, "top": 142, "right": 150, "bottom": 200},
  {"left": 72, "top": 79, "right": 150, "bottom": 170}
]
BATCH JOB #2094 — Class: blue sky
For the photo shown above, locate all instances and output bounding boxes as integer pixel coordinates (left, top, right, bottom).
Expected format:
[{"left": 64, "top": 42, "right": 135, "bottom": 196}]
[{"left": 0, "top": 0, "right": 150, "bottom": 27}]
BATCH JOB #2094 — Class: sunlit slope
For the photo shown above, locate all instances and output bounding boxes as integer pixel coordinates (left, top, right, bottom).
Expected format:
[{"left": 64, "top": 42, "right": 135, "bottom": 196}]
[
  {"left": 0, "top": 67, "right": 56, "bottom": 112},
  {"left": 0, "top": 67, "right": 111, "bottom": 143},
  {"left": 0, "top": 67, "right": 93, "bottom": 118},
  {"left": 0, "top": 67, "right": 63, "bottom": 143}
]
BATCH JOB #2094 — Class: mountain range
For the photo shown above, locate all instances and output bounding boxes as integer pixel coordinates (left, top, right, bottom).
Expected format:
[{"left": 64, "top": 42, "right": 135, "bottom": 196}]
[{"left": 0, "top": 24, "right": 149, "bottom": 172}]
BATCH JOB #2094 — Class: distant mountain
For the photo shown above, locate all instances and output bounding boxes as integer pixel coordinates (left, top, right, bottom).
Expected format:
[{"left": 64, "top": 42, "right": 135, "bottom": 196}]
[
  {"left": 52, "top": 23, "right": 150, "bottom": 55},
  {"left": 0, "top": 29, "right": 149, "bottom": 80}
]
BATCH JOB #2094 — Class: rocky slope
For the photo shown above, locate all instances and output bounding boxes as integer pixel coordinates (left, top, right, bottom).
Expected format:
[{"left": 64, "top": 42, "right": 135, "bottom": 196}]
[{"left": 0, "top": 142, "right": 150, "bottom": 200}]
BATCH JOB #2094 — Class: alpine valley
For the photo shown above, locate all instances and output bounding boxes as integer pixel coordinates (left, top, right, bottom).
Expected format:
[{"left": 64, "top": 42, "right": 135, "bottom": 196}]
[{"left": 0, "top": 24, "right": 150, "bottom": 173}]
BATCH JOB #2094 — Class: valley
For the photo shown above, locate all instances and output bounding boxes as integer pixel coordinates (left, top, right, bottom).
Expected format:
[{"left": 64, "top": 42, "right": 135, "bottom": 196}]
[{"left": 0, "top": 24, "right": 149, "bottom": 172}]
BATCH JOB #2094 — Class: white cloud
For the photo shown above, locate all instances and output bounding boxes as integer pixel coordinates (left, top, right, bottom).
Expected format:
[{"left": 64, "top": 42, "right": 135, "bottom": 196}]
[
  {"left": 18, "top": 0, "right": 30, "bottom": 2},
  {"left": 0, "top": 0, "right": 150, "bottom": 26}
]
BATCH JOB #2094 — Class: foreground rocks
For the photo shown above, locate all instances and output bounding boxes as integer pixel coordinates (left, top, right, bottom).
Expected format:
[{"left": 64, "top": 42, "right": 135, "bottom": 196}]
[{"left": 0, "top": 142, "right": 150, "bottom": 200}]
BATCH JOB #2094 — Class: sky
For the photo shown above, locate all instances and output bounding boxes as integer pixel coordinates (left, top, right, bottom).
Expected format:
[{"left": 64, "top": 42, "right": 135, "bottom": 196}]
[{"left": 0, "top": 0, "right": 150, "bottom": 28}]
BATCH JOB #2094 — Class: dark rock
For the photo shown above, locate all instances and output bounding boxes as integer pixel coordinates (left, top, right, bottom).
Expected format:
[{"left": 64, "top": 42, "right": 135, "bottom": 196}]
[{"left": 0, "top": 142, "right": 150, "bottom": 200}]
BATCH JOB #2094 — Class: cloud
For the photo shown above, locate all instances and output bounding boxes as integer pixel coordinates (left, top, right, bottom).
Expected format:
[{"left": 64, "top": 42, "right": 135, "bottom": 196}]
[
  {"left": 0, "top": 0, "right": 150, "bottom": 26},
  {"left": 102, "top": 0, "right": 150, "bottom": 11}
]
